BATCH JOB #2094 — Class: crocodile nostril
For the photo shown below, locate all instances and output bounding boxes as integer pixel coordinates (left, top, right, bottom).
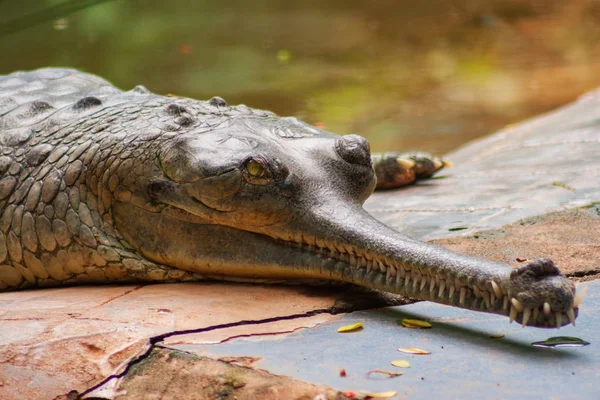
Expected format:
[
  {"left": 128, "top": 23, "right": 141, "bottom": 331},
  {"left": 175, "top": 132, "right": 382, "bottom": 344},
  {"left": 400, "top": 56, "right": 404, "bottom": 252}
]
[{"left": 334, "top": 134, "right": 372, "bottom": 168}]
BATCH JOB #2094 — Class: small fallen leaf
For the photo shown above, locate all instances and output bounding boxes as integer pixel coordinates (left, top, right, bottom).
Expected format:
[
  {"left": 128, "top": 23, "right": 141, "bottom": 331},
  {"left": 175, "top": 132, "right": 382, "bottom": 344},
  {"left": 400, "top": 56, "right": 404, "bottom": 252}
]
[
  {"left": 399, "top": 318, "right": 432, "bottom": 329},
  {"left": 364, "top": 391, "right": 398, "bottom": 398},
  {"left": 337, "top": 322, "right": 363, "bottom": 332},
  {"left": 391, "top": 360, "right": 410, "bottom": 368},
  {"left": 532, "top": 336, "right": 590, "bottom": 348},
  {"left": 489, "top": 333, "right": 505, "bottom": 339},
  {"left": 552, "top": 181, "right": 576, "bottom": 191},
  {"left": 339, "top": 368, "right": 347, "bottom": 377},
  {"left": 515, "top": 258, "right": 529, "bottom": 263},
  {"left": 367, "top": 369, "right": 403, "bottom": 377},
  {"left": 397, "top": 347, "right": 430, "bottom": 355}
]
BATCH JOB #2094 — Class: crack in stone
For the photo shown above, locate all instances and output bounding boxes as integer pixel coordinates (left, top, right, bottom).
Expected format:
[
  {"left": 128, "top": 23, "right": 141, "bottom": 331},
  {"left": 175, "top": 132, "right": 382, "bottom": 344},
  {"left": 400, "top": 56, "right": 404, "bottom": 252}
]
[
  {"left": 189, "top": 323, "right": 322, "bottom": 346},
  {"left": 93, "top": 285, "right": 146, "bottom": 308},
  {"left": 567, "top": 269, "right": 600, "bottom": 278},
  {"left": 61, "top": 286, "right": 406, "bottom": 398},
  {"left": 73, "top": 307, "right": 336, "bottom": 398}
]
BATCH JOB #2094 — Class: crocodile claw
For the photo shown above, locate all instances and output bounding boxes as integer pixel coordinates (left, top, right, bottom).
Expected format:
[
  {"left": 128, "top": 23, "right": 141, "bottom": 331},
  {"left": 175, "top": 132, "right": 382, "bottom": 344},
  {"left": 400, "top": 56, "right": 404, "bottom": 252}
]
[{"left": 372, "top": 152, "right": 449, "bottom": 189}]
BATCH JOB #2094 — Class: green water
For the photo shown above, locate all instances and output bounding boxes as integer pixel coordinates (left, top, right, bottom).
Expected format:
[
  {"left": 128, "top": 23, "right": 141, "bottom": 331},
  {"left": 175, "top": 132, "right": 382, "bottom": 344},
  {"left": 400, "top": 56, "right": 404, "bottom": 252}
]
[{"left": 2, "top": 0, "right": 600, "bottom": 154}]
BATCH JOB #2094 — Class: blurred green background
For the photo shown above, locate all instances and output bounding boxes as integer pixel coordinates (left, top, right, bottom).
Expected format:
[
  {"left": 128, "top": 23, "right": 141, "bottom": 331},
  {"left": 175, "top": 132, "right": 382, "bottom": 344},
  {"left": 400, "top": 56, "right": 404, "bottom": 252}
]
[{"left": 2, "top": 0, "right": 600, "bottom": 154}]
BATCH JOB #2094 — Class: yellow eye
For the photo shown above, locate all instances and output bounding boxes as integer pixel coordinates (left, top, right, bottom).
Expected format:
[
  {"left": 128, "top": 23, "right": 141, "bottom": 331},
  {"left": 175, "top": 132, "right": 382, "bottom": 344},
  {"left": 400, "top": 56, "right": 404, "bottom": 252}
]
[{"left": 246, "top": 159, "right": 266, "bottom": 177}]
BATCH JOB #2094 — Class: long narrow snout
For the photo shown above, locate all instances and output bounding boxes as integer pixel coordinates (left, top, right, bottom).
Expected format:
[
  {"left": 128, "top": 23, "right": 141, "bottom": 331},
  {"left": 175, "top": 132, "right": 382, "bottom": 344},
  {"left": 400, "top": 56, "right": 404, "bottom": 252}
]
[{"left": 265, "top": 202, "right": 579, "bottom": 329}]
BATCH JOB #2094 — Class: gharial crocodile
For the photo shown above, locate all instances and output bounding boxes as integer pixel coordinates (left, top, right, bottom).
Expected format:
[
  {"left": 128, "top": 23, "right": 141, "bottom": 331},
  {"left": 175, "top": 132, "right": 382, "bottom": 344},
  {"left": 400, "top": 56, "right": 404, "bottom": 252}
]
[{"left": 0, "top": 68, "right": 582, "bottom": 328}]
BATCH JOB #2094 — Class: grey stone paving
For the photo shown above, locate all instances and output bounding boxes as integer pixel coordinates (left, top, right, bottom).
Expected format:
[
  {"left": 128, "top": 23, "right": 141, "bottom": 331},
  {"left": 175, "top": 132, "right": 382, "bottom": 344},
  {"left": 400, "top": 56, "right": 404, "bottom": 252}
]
[
  {"left": 366, "top": 90, "right": 600, "bottom": 240},
  {"left": 174, "top": 280, "right": 599, "bottom": 400}
]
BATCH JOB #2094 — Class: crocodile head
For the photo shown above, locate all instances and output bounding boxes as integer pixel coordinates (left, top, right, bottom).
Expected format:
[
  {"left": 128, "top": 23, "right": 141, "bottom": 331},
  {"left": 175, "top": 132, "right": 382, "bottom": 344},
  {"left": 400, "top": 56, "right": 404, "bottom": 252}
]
[{"left": 111, "top": 112, "right": 580, "bottom": 329}]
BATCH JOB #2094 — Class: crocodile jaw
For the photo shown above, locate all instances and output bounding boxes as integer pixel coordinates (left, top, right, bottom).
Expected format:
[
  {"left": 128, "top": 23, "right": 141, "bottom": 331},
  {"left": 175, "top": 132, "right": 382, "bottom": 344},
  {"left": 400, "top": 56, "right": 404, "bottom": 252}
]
[
  {"left": 266, "top": 206, "right": 579, "bottom": 329},
  {"left": 114, "top": 201, "right": 580, "bottom": 329}
]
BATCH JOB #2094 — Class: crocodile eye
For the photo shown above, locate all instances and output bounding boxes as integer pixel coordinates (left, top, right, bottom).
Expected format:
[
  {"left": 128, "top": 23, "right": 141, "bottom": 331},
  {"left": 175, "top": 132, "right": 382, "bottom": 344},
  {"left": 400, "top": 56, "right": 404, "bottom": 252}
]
[
  {"left": 246, "top": 159, "right": 266, "bottom": 177},
  {"left": 242, "top": 157, "right": 272, "bottom": 185}
]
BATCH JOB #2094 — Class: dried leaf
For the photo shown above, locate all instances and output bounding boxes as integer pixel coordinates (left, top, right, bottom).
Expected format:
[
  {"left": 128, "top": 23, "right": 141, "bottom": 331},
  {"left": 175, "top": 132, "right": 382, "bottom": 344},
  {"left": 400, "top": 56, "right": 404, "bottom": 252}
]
[
  {"left": 367, "top": 369, "right": 403, "bottom": 377},
  {"left": 400, "top": 318, "right": 432, "bottom": 329},
  {"left": 365, "top": 391, "right": 398, "bottom": 398},
  {"left": 391, "top": 360, "right": 410, "bottom": 368},
  {"left": 489, "top": 333, "right": 505, "bottom": 339},
  {"left": 339, "top": 368, "right": 347, "bottom": 377},
  {"left": 337, "top": 322, "right": 363, "bottom": 333},
  {"left": 397, "top": 347, "right": 430, "bottom": 355}
]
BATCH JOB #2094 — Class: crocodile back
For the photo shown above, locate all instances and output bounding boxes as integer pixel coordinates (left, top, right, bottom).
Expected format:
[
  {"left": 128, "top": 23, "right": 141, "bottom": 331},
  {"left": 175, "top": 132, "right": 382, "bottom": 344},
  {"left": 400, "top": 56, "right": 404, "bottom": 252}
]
[{"left": 0, "top": 68, "right": 194, "bottom": 289}]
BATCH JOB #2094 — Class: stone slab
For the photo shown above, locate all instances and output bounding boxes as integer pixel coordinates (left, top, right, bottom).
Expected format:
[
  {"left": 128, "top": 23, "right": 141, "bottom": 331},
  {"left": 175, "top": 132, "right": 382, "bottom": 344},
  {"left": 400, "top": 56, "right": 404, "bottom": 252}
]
[
  {"left": 0, "top": 283, "right": 377, "bottom": 400},
  {"left": 175, "top": 281, "right": 600, "bottom": 400},
  {"left": 366, "top": 90, "right": 600, "bottom": 241}
]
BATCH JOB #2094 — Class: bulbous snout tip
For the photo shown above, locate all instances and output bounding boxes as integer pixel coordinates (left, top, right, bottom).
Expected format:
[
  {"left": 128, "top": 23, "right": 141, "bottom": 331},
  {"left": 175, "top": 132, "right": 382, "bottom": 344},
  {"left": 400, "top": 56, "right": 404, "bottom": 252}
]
[{"left": 334, "top": 134, "right": 372, "bottom": 168}]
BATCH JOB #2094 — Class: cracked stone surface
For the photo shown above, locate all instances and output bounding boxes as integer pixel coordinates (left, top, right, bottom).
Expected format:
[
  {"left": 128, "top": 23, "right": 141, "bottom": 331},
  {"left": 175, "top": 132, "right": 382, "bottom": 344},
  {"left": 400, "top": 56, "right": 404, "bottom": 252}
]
[
  {"left": 180, "top": 280, "right": 600, "bottom": 400},
  {"left": 2, "top": 89, "right": 600, "bottom": 399},
  {"left": 106, "top": 347, "right": 345, "bottom": 400},
  {"left": 0, "top": 283, "right": 401, "bottom": 399}
]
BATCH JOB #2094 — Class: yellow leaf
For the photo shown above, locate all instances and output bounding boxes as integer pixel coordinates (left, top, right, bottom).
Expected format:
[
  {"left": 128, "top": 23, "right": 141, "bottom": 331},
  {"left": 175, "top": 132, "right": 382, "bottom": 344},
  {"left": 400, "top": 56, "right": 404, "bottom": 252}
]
[
  {"left": 391, "top": 360, "right": 410, "bottom": 368},
  {"left": 397, "top": 347, "right": 430, "bottom": 355},
  {"left": 489, "top": 333, "right": 505, "bottom": 339},
  {"left": 400, "top": 318, "right": 432, "bottom": 329},
  {"left": 365, "top": 391, "right": 398, "bottom": 398},
  {"left": 367, "top": 369, "right": 403, "bottom": 377},
  {"left": 337, "top": 322, "right": 363, "bottom": 333}
]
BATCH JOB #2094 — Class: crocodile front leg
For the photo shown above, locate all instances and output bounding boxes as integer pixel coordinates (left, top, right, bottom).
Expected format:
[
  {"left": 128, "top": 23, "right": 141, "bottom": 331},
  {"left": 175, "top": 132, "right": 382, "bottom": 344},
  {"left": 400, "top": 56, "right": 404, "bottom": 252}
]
[{"left": 372, "top": 152, "right": 448, "bottom": 189}]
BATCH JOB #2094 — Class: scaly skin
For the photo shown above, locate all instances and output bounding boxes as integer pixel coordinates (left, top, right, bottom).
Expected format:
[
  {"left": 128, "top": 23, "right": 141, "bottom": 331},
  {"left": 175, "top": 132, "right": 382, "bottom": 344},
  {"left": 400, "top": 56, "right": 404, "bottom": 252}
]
[{"left": 0, "top": 68, "right": 581, "bottom": 328}]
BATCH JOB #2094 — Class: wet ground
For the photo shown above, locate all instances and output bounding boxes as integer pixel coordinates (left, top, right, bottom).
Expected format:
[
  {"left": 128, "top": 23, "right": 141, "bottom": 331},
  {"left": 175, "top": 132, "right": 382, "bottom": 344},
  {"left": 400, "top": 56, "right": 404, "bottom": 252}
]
[{"left": 3, "top": 1, "right": 600, "bottom": 153}]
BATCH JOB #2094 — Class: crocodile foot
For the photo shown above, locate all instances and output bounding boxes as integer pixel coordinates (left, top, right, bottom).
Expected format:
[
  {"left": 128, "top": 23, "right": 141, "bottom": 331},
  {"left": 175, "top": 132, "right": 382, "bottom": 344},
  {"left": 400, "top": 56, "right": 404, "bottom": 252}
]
[{"left": 372, "top": 152, "right": 449, "bottom": 189}]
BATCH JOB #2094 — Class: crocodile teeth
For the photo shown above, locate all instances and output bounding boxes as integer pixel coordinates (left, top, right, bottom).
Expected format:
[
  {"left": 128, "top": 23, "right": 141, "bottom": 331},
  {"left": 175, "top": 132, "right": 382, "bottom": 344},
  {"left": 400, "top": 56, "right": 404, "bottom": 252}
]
[
  {"left": 490, "top": 292, "right": 496, "bottom": 306},
  {"left": 533, "top": 307, "right": 540, "bottom": 321},
  {"left": 491, "top": 281, "right": 502, "bottom": 298},
  {"left": 481, "top": 291, "right": 491, "bottom": 309},
  {"left": 404, "top": 273, "right": 411, "bottom": 288},
  {"left": 412, "top": 275, "right": 419, "bottom": 291},
  {"left": 503, "top": 296, "right": 509, "bottom": 311},
  {"left": 566, "top": 308, "right": 576, "bottom": 326},
  {"left": 511, "top": 298, "right": 524, "bottom": 313},
  {"left": 420, "top": 277, "right": 428, "bottom": 292},
  {"left": 386, "top": 268, "right": 393, "bottom": 282},
  {"left": 366, "top": 260, "right": 373, "bottom": 274},
  {"left": 459, "top": 287, "right": 467, "bottom": 305},
  {"left": 438, "top": 280, "right": 446, "bottom": 297},
  {"left": 377, "top": 260, "right": 385, "bottom": 273},
  {"left": 555, "top": 312, "right": 562, "bottom": 328},
  {"left": 448, "top": 284, "right": 455, "bottom": 299},
  {"left": 473, "top": 286, "right": 481, "bottom": 298},
  {"left": 543, "top": 302, "right": 552, "bottom": 315},
  {"left": 399, "top": 266, "right": 406, "bottom": 277},
  {"left": 509, "top": 305, "right": 518, "bottom": 323},
  {"left": 522, "top": 308, "right": 531, "bottom": 327},
  {"left": 429, "top": 278, "right": 436, "bottom": 294}
]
